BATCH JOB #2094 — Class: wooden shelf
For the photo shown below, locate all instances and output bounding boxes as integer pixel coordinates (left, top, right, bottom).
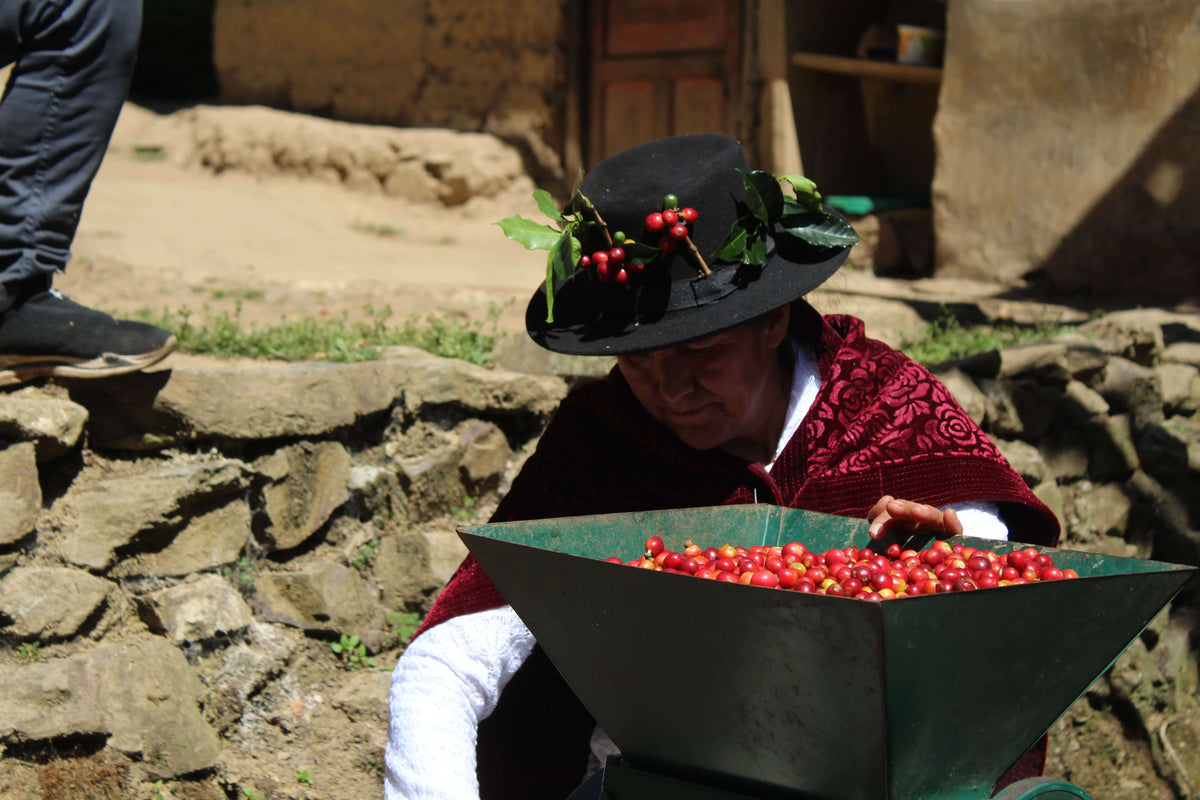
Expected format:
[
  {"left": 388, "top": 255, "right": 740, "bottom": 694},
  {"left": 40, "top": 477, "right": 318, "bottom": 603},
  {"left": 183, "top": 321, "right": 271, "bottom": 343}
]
[{"left": 791, "top": 51, "right": 942, "bottom": 84}]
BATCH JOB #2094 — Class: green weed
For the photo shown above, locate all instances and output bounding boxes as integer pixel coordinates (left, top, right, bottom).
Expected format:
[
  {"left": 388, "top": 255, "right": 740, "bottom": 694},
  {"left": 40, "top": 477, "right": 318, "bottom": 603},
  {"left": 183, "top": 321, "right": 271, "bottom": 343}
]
[
  {"left": 452, "top": 495, "right": 477, "bottom": 520},
  {"left": 16, "top": 641, "right": 41, "bottom": 664},
  {"left": 125, "top": 301, "right": 506, "bottom": 367},
  {"left": 221, "top": 557, "right": 258, "bottom": 594},
  {"left": 241, "top": 787, "right": 261, "bottom": 800},
  {"left": 331, "top": 633, "right": 377, "bottom": 670},
  {"left": 901, "top": 311, "right": 1067, "bottom": 367},
  {"left": 210, "top": 288, "right": 264, "bottom": 301},
  {"left": 295, "top": 769, "right": 313, "bottom": 788},
  {"left": 352, "top": 221, "right": 405, "bottom": 237},
  {"left": 352, "top": 537, "right": 380, "bottom": 571},
  {"left": 132, "top": 145, "right": 167, "bottom": 162},
  {"left": 385, "top": 611, "right": 423, "bottom": 648}
]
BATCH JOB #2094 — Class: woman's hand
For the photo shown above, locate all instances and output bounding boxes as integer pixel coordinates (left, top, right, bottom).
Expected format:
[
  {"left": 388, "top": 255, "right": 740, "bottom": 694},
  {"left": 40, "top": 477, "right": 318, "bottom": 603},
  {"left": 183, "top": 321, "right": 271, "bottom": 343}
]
[{"left": 867, "top": 496, "right": 963, "bottom": 541}]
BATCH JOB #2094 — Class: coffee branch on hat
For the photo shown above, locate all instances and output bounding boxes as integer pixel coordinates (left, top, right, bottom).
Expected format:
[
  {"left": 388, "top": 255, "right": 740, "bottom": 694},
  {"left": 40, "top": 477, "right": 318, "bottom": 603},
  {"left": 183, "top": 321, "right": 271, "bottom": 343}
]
[
  {"left": 714, "top": 170, "right": 859, "bottom": 267},
  {"left": 497, "top": 167, "right": 857, "bottom": 324}
]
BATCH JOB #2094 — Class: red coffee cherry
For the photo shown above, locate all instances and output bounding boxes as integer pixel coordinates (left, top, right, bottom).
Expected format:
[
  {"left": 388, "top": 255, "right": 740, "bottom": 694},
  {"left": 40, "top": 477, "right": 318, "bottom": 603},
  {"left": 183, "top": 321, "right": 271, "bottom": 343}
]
[{"left": 645, "top": 213, "right": 665, "bottom": 232}]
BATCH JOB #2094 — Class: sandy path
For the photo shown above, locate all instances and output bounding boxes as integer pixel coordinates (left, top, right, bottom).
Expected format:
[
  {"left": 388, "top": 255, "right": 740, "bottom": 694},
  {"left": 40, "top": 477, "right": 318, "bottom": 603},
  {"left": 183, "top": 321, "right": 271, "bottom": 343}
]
[{"left": 59, "top": 106, "right": 547, "bottom": 336}]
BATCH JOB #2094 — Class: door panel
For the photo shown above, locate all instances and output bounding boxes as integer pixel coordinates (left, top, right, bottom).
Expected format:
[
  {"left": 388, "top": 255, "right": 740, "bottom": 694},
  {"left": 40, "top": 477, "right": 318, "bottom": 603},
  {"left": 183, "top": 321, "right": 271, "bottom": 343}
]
[
  {"left": 604, "top": 81, "right": 660, "bottom": 156},
  {"left": 672, "top": 77, "right": 725, "bottom": 137},
  {"left": 589, "top": 0, "right": 741, "bottom": 165},
  {"left": 605, "top": 0, "right": 731, "bottom": 55}
]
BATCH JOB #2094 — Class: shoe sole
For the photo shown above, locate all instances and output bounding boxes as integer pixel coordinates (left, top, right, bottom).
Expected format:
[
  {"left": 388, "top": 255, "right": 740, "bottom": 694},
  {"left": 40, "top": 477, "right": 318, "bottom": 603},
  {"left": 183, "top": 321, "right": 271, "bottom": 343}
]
[{"left": 0, "top": 335, "right": 177, "bottom": 388}]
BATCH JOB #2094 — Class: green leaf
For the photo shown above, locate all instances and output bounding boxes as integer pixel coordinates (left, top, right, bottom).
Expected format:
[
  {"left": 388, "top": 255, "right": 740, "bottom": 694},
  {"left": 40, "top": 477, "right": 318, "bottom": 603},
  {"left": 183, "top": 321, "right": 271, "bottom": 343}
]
[
  {"left": 548, "top": 226, "right": 579, "bottom": 283},
  {"left": 495, "top": 215, "right": 562, "bottom": 251},
  {"left": 623, "top": 240, "right": 660, "bottom": 266},
  {"left": 740, "top": 170, "right": 785, "bottom": 225},
  {"left": 545, "top": 224, "right": 582, "bottom": 324},
  {"left": 713, "top": 216, "right": 758, "bottom": 262},
  {"left": 533, "top": 189, "right": 565, "bottom": 223},
  {"left": 544, "top": 251, "right": 557, "bottom": 324},
  {"left": 780, "top": 174, "right": 820, "bottom": 200},
  {"left": 783, "top": 192, "right": 823, "bottom": 215},
  {"left": 743, "top": 235, "right": 769, "bottom": 266},
  {"left": 779, "top": 212, "right": 861, "bottom": 247}
]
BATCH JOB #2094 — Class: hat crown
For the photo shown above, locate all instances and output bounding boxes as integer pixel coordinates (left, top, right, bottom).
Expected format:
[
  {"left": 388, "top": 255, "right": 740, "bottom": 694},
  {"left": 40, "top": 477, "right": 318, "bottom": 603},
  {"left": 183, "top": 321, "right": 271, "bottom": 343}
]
[{"left": 579, "top": 134, "right": 748, "bottom": 274}]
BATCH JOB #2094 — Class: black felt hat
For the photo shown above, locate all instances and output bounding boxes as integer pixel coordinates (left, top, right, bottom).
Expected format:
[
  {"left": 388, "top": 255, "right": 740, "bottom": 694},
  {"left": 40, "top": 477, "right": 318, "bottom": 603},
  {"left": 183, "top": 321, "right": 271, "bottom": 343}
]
[{"left": 524, "top": 134, "right": 855, "bottom": 355}]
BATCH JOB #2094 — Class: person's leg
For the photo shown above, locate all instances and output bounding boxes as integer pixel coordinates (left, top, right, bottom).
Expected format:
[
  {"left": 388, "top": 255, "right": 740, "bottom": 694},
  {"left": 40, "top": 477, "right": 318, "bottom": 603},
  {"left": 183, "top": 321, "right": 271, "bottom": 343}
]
[
  {"left": 0, "top": 0, "right": 142, "bottom": 310},
  {"left": 0, "top": 0, "right": 174, "bottom": 388}
]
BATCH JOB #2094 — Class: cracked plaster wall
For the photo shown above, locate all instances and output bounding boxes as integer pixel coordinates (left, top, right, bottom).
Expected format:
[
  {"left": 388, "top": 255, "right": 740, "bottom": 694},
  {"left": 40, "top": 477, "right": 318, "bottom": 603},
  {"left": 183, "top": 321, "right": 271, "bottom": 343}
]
[{"left": 213, "top": 0, "right": 568, "bottom": 180}]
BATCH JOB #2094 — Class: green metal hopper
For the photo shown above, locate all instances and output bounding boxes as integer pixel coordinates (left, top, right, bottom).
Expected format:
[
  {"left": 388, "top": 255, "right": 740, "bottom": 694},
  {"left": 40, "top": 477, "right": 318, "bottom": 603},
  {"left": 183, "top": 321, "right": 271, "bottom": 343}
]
[{"left": 458, "top": 505, "right": 1196, "bottom": 800}]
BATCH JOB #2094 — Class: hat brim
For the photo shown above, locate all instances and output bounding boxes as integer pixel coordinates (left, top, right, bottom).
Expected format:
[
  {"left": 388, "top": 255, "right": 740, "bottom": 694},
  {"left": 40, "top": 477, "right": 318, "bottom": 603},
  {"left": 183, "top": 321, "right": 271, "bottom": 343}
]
[{"left": 525, "top": 239, "right": 851, "bottom": 356}]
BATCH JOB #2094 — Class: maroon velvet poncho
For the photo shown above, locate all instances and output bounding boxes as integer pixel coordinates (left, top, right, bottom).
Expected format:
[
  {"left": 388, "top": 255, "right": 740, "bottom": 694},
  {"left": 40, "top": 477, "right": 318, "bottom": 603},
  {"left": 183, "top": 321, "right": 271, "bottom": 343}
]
[
  {"left": 416, "top": 314, "right": 1060, "bottom": 798},
  {"left": 421, "top": 314, "right": 1059, "bottom": 633}
]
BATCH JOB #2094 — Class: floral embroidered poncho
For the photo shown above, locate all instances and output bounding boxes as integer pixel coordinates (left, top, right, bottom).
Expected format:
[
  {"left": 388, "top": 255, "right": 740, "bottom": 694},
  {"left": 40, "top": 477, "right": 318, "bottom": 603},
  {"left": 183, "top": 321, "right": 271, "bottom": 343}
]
[{"left": 422, "top": 314, "right": 1059, "bottom": 633}]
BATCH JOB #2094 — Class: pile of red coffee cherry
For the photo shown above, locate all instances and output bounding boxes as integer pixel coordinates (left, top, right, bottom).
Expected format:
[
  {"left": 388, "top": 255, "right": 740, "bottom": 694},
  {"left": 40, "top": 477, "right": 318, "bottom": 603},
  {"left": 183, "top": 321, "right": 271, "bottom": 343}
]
[{"left": 606, "top": 536, "right": 1078, "bottom": 600}]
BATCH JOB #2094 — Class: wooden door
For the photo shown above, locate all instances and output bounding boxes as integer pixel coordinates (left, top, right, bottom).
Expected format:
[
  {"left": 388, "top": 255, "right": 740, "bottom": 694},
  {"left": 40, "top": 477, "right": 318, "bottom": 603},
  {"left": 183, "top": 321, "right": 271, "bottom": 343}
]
[{"left": 588, "top": 0, "right": 741, "bottom": 165}]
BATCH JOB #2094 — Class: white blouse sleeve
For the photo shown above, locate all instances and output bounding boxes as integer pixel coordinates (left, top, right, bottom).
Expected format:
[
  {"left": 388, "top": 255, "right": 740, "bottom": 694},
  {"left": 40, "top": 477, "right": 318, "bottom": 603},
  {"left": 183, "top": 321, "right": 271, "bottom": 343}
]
[
  {"left": 946, "top": 501, "right": 1009, "bottom": 541},
  {"left": 385, "top": 605, "right": 537, "bottom": 800}
]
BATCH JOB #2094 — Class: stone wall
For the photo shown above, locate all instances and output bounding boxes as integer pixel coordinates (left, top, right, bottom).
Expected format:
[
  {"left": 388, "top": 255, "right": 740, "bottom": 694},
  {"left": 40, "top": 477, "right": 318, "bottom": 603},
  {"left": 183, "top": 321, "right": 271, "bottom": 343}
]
[
  {"left": 0, "top": 310, "right": 1199, "bottom": 798},
  {"left": 212, "top": 0, "right": 569, "bottom": 185},
  {"left": 934, "top": 0, "right": 1200, "bottom": 304},
  {"left": 0, "top": 348, "right": 567, "bottom": 799}
]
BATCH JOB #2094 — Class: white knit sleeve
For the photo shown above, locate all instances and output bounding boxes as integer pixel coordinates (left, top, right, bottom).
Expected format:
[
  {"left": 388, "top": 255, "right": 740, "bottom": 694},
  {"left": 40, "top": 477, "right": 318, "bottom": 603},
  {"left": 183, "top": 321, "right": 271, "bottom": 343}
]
[{"left": 384, "top": 605, "right": 537, "bottom": 800}]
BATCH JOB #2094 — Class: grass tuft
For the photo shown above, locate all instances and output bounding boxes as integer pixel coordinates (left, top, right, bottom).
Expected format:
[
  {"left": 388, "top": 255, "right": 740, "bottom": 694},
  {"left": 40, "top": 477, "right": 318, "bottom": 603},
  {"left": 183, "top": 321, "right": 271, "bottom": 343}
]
[
  {"left": 901, "top": 311, "right": 1067, "bottom": 367},
  {"left": 126, "top": 302, "right": 506, "bottom": 367},
  {"left": 352, "top": 221, "right": 404, "bottom": 237}
]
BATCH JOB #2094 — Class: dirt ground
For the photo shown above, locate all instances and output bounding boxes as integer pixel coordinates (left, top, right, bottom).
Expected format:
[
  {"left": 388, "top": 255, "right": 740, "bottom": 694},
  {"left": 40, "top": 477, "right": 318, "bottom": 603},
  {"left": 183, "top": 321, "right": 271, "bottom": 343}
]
[{"left": 59, "top": 103, "right": 548, "bottom": 340}]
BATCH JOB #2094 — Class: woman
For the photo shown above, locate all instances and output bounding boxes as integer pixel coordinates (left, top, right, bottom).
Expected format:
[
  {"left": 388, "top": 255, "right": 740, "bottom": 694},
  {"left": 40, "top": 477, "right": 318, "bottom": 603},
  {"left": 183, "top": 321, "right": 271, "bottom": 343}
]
[{"left": 385, "top": 135, "right": 1059, "bottom": 800}]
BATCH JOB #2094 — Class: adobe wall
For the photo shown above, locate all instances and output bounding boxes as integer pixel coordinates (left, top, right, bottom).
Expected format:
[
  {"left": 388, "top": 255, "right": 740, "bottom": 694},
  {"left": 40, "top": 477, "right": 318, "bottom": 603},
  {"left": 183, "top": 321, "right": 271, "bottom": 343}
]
[
  {"left": 933, "top": 0, "right": 1200, "bottom": 305},
  {"left": 212, "top": 0, "right": 569, "bottom": 183}
]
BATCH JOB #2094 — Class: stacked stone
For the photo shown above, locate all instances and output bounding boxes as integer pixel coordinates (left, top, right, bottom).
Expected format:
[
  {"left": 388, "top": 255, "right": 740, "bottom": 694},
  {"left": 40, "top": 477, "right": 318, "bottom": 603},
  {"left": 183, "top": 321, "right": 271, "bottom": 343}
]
[
  {"left": 932, "top": 308, "right": 1200, "bottom": 799},
  {"left": 0, "top": 346, "right": 564, "bottom": 796},
  {"left": 0, "top": 309, "right": 1197, "bottom": 798}
]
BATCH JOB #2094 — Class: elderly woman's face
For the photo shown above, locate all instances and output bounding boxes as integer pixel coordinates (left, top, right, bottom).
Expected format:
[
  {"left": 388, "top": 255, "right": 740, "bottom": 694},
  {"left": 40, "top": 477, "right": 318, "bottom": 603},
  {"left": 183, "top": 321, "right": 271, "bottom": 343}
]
[{"left": 616, "top": 308, "right": 791, "bottom": 457}]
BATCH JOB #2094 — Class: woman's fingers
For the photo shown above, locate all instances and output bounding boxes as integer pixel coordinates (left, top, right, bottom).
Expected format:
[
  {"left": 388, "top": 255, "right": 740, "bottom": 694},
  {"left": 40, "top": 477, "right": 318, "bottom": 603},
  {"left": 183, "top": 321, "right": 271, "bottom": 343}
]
[
  {"left": 867, "top": 495, "right": 895, "bottom": 524},
  {"left": 942, "top": 507, "right": 964, "bottom": 537},
  {"left": 868, "top": 498, "right": 963, "bottom": 540}
]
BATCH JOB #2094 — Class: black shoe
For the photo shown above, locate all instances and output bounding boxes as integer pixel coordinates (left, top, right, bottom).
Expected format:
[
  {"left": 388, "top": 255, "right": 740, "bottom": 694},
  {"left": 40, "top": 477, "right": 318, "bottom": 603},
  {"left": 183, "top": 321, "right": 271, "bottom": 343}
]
[{"left": 0, "top": 290, "right": 176, "bottom": 387}]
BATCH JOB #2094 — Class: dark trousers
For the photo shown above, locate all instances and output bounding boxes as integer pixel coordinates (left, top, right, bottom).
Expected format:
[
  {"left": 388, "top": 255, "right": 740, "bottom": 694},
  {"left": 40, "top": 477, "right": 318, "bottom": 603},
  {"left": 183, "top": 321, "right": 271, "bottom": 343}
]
[{"left": 0, "top": 0, "right": 141, "bottom": 310}]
